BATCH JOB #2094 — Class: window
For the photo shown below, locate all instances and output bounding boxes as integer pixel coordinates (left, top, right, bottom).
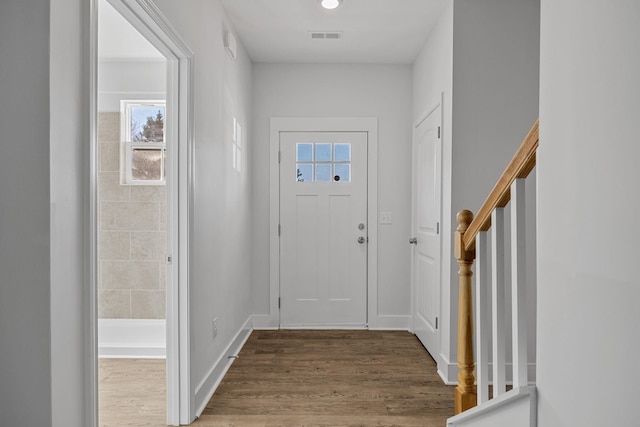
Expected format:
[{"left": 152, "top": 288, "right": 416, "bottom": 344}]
[
  {"left": 121, "top": 100, "right": 166, "bottom": 185},
  {"left": 296, "top": 142, "right": 351, "bottom": 183}
]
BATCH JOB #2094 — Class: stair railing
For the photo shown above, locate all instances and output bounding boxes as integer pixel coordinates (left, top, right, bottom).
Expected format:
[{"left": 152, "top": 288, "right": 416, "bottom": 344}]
[{"left": 454, "top": 120, "right": 539, "bottom": 413}]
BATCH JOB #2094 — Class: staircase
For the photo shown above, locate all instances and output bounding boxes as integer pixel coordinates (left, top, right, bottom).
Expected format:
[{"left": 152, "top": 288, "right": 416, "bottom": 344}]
[{"left": 447, "top": 121, "right": 539, "bottom": 427}]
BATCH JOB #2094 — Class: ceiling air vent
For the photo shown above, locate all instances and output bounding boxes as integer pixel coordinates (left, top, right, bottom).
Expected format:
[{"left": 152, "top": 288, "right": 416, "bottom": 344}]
[{"left": 309, "top": 31, "right": 343, "bottom": 40}]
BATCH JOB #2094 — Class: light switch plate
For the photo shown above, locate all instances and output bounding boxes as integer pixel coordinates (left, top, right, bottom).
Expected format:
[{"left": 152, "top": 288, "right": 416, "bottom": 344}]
[{"left": 379, "top": 211, "right": 392, "bottom": 225}]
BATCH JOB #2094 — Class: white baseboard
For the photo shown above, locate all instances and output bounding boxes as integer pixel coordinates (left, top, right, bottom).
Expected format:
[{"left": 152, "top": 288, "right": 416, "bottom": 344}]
[
  {"left": 368, "top": 314, "right": 411, "bottom": 330},
  {"left": 252, "top": 314, "right": 412, "bottom": 331},
  {"left": 194, "top": 316, "right": 253, "bottom": 418},
  {"left": 98, "top": 318, "right": 166, "bottom": 359},
  {"left": 439, "top": 354, "right": 458, "bottom": 385}
]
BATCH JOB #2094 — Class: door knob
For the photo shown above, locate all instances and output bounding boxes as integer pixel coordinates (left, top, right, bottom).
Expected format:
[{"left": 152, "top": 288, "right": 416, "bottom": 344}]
[
  {"left": 358, "top": 236, "right": 366, "bottom": 244},
  {"left": 409, "top": 237, "right": 418, "bottom": 245}
]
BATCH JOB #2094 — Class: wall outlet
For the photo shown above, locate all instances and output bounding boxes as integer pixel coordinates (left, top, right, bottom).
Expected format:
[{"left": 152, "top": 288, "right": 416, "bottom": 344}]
[{"left": 212, "top": 317, "right": 218, "bottom": 339}]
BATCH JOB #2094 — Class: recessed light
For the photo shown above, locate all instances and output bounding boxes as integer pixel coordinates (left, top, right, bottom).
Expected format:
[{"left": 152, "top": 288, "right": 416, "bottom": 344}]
[{"left": 320, "top": 0, "right": 342, "bottom": 10}]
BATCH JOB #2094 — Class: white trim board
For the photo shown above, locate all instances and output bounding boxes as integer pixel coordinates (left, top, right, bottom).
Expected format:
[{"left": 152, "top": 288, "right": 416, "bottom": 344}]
[
  {"left": 371, "top": 315, "right": 412, "bottom": 330},
  {"left": 98, "top": 318, "right": 166, "bottom": 358},
  {"left": 269, "top": 117, "right": 380, "bottom": 329}
]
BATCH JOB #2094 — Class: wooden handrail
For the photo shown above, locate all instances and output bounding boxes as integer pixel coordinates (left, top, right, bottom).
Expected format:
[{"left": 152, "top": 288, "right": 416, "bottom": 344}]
[
  {"left": 462, "top": 119, "right": 539, "bottom": 252},
  {"left": 453, "top": 119, "right": 539, "bottom": 414}
]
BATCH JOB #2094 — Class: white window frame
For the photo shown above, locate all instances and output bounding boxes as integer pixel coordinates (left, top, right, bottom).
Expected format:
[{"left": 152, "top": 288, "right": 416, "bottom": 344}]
[{"left": 121, "top": 100, "right": 167, "bottom": 185}]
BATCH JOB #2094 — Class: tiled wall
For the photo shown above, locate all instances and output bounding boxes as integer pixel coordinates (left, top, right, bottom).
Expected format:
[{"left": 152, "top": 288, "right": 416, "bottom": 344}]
[{"left": 98, "top": 112, "right": 166, "bottom": 319}]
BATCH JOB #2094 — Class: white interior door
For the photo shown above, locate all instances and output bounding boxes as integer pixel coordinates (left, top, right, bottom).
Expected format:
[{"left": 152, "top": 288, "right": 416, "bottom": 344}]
[
  {"left": 280, "top": 131, "right": 368, "bottom": 328},
  {"left": 412, "top": 106, "right": 442, "bottom": 357}
]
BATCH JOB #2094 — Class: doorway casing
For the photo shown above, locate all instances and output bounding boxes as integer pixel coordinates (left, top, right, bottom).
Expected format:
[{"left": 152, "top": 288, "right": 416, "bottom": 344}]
[
  {"left": 265, "top": 117, "right": 380, "bottom": 329},
  {"left": 90, "top": 0, "right": 194, "bottom": 425}
]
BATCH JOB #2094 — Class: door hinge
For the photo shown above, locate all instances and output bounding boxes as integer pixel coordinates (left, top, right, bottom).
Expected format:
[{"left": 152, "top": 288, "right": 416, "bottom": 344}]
[
  {"left": 436, "top": 222, "right": 440, "bottom": 235},
  {"left": 438, "top": 126, "right": 441, "bottom": 139},
  {"left": 278, "top": 297, "right": 281, "bottom": 309},
  {"left": 278, "top": 150, "right": 281, "bottom": 163},
  {"left": 278, "top": 224, "right": 281, "bottom": 236},
  {"left": 435, "top": 317, "right": 438, "bottom": 330},
  {"left": 167, "top": 255, "right": 173, "bottom": 264}
]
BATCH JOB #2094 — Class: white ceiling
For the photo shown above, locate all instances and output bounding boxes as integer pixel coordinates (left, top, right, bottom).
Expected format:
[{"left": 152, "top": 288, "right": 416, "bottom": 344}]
[
  {"left": 98, "top": 0, "right": 164, "bottom": 60},
  {"left": 221, "top": 0, "right": 448, "bottom": 64},
  {"left": 98, "top": 0, "right": 448, "bottom": 64}
]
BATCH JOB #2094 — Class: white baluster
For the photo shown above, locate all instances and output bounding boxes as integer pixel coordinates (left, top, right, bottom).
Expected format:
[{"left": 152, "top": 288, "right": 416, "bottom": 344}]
[
  {"left": 511, "top": 178, "right": 528, "bottom": 387},
  {"left": 475, "top": 231, "right": 490, "bottom": 404},
  {"left": 491, "top": 208, "right": 507, "bottom": 397}
]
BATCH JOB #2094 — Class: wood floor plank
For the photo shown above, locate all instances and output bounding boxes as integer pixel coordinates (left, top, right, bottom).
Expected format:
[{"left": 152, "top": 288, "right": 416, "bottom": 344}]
[{"left": 99, "top": 330, "right": 454, "bottom": 426}]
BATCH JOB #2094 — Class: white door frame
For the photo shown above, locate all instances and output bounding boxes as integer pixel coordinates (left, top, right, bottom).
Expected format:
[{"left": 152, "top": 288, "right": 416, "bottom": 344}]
[
  {"left": 268, "top": 117, "right": 378, "bottom": 329},
  {"left": 89, "top": 0, "right": 194, "bottom": 425}
]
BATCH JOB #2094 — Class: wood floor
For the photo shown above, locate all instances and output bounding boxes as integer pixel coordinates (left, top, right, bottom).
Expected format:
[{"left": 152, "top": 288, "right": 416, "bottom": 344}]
[
  {"left": 99, "top": 358, "right": 167, "bottom": 427},
  {"left": 99, "top": 330, "right": 454, "bottom": 427}
]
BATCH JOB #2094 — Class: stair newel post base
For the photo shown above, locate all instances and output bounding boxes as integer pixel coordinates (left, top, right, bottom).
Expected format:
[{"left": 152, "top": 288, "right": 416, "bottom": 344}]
[{"left": 454, "top": 210, "right": 477, "bottom": 414}]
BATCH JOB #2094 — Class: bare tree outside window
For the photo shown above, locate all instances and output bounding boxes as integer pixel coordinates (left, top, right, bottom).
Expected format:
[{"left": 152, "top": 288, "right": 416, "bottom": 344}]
[{"left": 133, "top": 110, "right": 164, "bottom": 142}]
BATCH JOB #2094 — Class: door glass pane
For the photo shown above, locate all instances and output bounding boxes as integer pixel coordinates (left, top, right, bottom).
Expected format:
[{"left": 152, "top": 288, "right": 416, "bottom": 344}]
[
  {"left": 316, "top": 164, "right": 332, "bottom": 182},
  {"left": 296, "top": 164, "right": 312, "bottom": 182},
  {"left": 316, "top": 143, "right": 332, "bottom": 162},
  {"left": 131, "top": 148, "right": 163, "bottom": 180},
  {"left": 334, "top": 143, "right": 351, "bottom": 162},
  {"left": 297, "top": 143, "right": 313, "bottom": 162},
  {"left": 334, "top": 164, "right": 351, "bottom": 182}
]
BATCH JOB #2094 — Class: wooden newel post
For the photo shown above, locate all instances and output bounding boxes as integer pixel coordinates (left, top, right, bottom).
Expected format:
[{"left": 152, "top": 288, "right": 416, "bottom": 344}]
[{"left": 454, "top": 209, "right": 477, "bottom": 414}]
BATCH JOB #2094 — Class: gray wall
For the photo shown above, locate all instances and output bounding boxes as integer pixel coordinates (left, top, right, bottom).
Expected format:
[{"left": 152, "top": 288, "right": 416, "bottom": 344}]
[
  {"left": 0, "top": 1, "right": 53, "bottom": 425},
  {"left": 412, "top": 0, "right": 540, "bottom": 382},
  {"left": 98, "top": 60, "right": 166, "bottom": 111},
  {"left": 251, "top": 63, "right": 414, "bottom": 326},
  {"left": 538, "top": 0, "right": 640, "bottom": 424},
  {"left": 51, "top": 0, "right": 91, "bottom": 424},
  {"left": 451, "top": 0, "right": 540, "bottom": 217},
  {"left": 152, "top": 0, "right": 254, "bottom": 409}
]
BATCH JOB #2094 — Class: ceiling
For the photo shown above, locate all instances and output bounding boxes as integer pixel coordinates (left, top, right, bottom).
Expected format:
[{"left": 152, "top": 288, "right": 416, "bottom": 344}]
[
  {"left": 98, "top": 0, "right": 164, "bottom": 60},
  {"left": 98, "top": 0, "right": 448, "bottom": 64},
  {"left": 221, "top": 0, "right": 448, "bottom": 64}
]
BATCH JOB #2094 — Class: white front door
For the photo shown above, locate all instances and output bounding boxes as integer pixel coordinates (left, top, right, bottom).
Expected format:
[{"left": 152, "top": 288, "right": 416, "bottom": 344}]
[
  {"left": 279, "top": 131, "right": 368, "bottom": 328},
  {"left": 412, "top": 106, "right": 442, "bottom": 356}
]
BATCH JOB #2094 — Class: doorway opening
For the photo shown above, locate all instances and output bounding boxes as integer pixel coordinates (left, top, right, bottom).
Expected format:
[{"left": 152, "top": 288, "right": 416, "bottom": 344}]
[
  {"left": 97, "top": 0, "right": 167, "bottom": 424},
  {"left": 92, "top": 0, "right": 194, "bottom": 424}
]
